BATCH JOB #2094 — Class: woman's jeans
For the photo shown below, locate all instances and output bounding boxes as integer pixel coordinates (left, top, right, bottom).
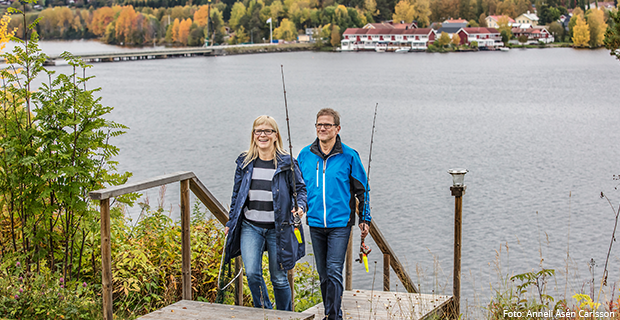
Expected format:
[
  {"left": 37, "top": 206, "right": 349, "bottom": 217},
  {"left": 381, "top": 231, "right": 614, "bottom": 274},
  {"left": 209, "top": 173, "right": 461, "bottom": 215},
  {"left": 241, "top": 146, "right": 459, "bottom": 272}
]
[
  {"left": 240, "top": 220, "right": 292, "bottom": 311},
  {"left": 310, "top": 225, "right": 352, "bottom": 320}
]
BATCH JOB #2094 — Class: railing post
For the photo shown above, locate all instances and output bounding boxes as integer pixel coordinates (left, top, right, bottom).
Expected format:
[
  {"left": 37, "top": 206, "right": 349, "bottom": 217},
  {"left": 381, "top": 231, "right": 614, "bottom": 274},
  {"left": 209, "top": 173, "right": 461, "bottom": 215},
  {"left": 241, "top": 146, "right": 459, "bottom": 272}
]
[
  {"left": 235, "top": 257, "right": 243, "bottom": 305},
  {"left": 288, "top": 269, "right": 295, "bottom": 310},
  {"left": 181, "top": 179, "right": 192, "bottom": 300},
  {"left": 345, "top": 228, "right": 353, "bottom": 290},
  {"left": 100, "top": 198, "right": 113, "bottom": 320},
  {"left": 383, "top": 254, "right": 390, "bottom": 291}
]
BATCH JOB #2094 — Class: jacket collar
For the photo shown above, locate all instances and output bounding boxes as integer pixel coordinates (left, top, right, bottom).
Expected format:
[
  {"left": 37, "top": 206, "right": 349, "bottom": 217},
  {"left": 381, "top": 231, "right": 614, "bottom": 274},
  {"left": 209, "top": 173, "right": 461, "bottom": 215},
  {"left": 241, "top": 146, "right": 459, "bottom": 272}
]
[{"left": 310, "top": 135, "right": 343, "bottom": 160}]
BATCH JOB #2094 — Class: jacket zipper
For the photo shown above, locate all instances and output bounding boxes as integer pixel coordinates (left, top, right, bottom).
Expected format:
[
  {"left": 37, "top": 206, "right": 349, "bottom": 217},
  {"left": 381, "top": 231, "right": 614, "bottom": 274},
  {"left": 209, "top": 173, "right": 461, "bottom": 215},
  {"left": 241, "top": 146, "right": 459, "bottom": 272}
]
[
  {"left": 315, "top": 161, "right": 319, "bottom": 188},
  {"left": 322, "top": 154, "right": 336, "bottom": 228}
]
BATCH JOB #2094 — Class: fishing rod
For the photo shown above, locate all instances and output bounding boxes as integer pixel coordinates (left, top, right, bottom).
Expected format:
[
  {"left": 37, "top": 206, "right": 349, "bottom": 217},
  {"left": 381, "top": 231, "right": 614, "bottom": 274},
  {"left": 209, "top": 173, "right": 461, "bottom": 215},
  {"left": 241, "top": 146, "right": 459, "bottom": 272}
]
[
  {"left": 280, "top": 65, "right": 302, "bottom": 244},
  {"left": 356, "top": 103, "right": 378, "bottom": 273}
]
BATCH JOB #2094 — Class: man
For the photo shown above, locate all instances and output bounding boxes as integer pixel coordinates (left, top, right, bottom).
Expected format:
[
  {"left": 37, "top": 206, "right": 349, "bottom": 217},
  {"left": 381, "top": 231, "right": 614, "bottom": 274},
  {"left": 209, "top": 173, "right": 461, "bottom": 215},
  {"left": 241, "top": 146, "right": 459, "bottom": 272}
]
[{"left": 297, "top": 108, "right": 371, "bottom": 320}]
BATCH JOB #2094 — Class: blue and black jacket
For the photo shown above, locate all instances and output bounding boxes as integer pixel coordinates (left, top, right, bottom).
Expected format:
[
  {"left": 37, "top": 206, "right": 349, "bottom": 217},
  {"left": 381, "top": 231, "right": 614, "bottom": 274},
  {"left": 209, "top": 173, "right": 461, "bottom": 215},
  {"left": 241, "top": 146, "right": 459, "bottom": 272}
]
[
  {"left": 225, "top": 153, "right": 307, "bottom": 271},
  {"left": 298, "top": 135, "right": 371, "bottom": 228}
]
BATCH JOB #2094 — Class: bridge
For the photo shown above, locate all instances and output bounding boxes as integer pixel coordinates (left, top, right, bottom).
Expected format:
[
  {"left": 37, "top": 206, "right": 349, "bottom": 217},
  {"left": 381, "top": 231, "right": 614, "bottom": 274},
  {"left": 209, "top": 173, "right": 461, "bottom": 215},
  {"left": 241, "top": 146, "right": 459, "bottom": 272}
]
[
  {"left": 89, "top": 171, "right": 455, "bottom": 320},
  {"left": 44, "top": 43, "right": 278, "bottom": 64}
]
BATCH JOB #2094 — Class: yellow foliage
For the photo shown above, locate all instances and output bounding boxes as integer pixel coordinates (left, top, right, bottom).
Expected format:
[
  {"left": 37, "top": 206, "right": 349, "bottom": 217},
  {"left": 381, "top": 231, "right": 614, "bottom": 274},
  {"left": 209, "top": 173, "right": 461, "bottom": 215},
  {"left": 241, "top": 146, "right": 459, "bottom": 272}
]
[
  {"left": 393, "top": 0, "right": 416, "bottom": 23},
  {"left": 0, "top": 13, "right": 14, "bottom": 54},
  {"left": 178, "top": 18, "right": 192, "bottom": 45},
  {"left": 586, "top": 8, "right": 607, "bottom": 47},
  {"left": 115, "top": 6, "right": 139, "bottom": 44},
  {"left": 193, "top": 5, "right": 209, "bottom": 27},
  {"left": 330, "top": 24, "right": 341, "bottom": 47},
  {"left": 90, "top": 7, "right": 116, "bottom": 37},
  {"left": 572, "top": 15, "right": 590, "bottom": 47},
  {"left": 273, "top": 18, "right": 297, "bottom": 41},
  {"left": 451, "top": 33, "right": 461, "bottom": 46}
]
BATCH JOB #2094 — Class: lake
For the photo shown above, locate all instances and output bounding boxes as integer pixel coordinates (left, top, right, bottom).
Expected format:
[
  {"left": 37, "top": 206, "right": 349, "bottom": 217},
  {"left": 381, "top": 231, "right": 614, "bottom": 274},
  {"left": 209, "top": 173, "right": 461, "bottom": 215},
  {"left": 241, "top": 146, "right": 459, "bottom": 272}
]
[{"left": 25, "top": 40, "right": 620, "bottom": 313}]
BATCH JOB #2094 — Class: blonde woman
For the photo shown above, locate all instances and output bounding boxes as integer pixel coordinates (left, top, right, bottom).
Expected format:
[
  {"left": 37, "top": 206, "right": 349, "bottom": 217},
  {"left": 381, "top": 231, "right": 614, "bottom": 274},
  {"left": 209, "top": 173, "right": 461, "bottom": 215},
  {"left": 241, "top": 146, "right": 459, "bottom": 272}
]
[{"left": 224, "top": 115, "right": 306, "bottom": 310}]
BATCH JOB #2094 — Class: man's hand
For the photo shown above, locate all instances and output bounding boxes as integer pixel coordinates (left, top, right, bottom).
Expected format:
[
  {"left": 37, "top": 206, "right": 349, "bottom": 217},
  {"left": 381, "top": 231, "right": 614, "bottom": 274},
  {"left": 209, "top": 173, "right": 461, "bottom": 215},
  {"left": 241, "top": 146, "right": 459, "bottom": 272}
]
[
  {"left": 359, "top": 222, "right": 369, "bottom": 239},
  {"left": 292, "top": 207, "right": 305, "bottom": 219},
  {"left": 224, "top": 226, "right": 229, "bottom": 235}
]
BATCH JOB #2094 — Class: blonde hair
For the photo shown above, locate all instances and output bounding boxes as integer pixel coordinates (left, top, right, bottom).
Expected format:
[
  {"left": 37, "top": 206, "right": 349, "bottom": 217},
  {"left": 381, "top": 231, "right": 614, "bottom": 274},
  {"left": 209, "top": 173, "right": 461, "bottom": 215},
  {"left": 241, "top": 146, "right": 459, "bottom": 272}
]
[{"left": 242, "top": 115, "right": 287, "bottom": 168}]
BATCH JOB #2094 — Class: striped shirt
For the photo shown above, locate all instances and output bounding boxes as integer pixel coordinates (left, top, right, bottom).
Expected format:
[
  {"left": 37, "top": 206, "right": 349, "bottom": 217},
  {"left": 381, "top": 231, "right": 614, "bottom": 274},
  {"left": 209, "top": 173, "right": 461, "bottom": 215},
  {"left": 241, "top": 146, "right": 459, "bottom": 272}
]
[{"left": 244, "top": 158, "right": 276, "bottom": 229}]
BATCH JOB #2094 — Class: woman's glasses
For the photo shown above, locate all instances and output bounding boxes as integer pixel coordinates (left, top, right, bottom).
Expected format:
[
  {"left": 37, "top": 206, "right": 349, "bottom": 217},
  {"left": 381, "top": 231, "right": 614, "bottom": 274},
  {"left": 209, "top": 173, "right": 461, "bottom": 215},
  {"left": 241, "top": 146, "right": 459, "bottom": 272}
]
[{"left": 254, "top": 129, "right": 276, "bottom": 136}]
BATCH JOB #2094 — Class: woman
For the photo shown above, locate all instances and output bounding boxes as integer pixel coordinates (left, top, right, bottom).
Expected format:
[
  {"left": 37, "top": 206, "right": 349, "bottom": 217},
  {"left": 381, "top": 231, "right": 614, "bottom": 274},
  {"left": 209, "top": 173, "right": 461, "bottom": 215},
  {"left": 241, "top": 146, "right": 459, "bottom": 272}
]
[{"left": 224, "top": 115, "right": 306, "bottom": 311}]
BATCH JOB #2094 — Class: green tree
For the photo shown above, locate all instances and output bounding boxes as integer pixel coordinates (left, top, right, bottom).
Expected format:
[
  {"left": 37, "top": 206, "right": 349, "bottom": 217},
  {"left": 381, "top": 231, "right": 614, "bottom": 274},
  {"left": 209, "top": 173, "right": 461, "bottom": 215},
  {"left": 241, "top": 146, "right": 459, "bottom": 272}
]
[
  {"left": 0, "top": 5, "right": 130, "bottom": 284},
  {"left": 604, "top": 9, "right": 620, "bottom": 62},
  {"left": 517, "top": 34, "right": 528, "bottom": 45},
  {"left": 468, "top": 19, "right": 479, "bottom": 27},
  {"left": 229, "top": 2, "right": 247, "bottom": 31},
  {"left": 548, "top": 21, "right": 565, "bottom": 42}
]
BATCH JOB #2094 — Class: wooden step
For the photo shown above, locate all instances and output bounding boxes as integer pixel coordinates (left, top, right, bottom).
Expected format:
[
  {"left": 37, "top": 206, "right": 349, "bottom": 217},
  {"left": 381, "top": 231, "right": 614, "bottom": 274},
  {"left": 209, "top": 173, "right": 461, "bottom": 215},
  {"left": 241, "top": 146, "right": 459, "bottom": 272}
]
[{"left": 137, "top": 300, "right": 315, "bottom": 320}]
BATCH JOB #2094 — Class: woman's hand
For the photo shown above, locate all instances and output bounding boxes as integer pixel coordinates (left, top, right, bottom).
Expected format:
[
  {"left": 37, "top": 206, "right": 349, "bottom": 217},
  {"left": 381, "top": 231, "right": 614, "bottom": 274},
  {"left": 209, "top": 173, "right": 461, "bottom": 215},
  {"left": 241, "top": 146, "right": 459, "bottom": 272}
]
[{"left": 224, "top": 226, "right": 229, "bottom": 235}]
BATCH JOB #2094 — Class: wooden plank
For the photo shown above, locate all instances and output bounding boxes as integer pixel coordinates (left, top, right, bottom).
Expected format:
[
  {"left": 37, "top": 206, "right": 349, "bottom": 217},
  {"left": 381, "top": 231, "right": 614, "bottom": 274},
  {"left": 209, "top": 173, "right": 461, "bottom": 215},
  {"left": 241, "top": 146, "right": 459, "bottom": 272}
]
[
  {"left": 181, "top": 179, "right": 192, "bottom": 300},
  {"left": 383, "top": 254, "right": 390, "bottom": 291},
  {"left": 189, "top": 177, "right": 229, "bottom": 225},
  {"left": 100, "top": 199, "right": 113, "bottom": 320},
  {"left": 452, "top": 194, "right": 463, "bottom": 318},
  {"left": 138, "top": 300, "right": 315, "bottom": 319},
  {"left": 304, "top": 290, "right": 451, "bottom": 320},
  {"left": 369, "top": 220, "right": 419, "bottom": 293},
  {"left": 234, "top": 258, "right": 243, "bottom": 306},
  {"left": 89, "top": 171, "right": 196, "bottom": 200}
]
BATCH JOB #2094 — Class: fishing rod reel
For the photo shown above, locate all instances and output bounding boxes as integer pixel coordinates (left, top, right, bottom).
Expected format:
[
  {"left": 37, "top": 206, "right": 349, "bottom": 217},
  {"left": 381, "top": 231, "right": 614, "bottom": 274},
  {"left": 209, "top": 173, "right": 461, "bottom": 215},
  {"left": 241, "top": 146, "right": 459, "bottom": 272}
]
[
  {"left": 355, "top": 239, "right": 372, "bottom": 272},
  {"left": 292, "top": 209, "right": 303, "bottom": 244}
]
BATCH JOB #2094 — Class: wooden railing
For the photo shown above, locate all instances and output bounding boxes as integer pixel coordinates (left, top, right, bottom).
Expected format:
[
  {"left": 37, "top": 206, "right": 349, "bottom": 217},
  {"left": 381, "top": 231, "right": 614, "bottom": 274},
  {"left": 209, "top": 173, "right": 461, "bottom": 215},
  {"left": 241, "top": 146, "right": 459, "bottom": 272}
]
[{"left": 89, "top": 171, "right": 418, "bottom": 319}]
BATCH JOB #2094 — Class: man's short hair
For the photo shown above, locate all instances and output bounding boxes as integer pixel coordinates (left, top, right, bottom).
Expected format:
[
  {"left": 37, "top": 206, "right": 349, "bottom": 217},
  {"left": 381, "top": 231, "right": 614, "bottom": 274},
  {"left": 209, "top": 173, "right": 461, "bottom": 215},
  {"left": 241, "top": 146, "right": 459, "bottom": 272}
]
[{"left": 316, "top": 108, "right": 340, "bottom": 126}]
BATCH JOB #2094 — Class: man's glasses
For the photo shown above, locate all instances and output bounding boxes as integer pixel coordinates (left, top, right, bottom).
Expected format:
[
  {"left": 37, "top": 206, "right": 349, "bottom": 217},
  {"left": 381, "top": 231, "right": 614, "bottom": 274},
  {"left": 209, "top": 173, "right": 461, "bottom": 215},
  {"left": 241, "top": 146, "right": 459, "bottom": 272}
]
[
  {"left": 315, "top": 123, "right": 337, "bottom": 129},
  {"left": 254, "top": 129, "right": 276, "bottom": 136}
]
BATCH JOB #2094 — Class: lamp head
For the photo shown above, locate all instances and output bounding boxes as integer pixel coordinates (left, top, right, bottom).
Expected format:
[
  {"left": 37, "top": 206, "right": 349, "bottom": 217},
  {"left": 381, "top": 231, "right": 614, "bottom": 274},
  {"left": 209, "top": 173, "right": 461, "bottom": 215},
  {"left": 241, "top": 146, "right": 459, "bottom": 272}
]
[{"left": 448, "top": 168, "right": 468, "bottom": 187}]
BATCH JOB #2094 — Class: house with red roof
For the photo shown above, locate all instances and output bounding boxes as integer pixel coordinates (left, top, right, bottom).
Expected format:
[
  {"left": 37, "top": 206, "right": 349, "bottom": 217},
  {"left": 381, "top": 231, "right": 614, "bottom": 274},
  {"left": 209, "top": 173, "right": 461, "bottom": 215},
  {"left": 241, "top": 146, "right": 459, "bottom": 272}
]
[
  {"left": 485, "top": 15, "right": 516, "bottom": 28},
  {"left": 510, "top": 25, "right": 554, "bottom": 43},
  {"left": 341, "top": 27, "right": 436, "bottom": 51},
  {"left": 456, "top": 27, "right": 502, "bottom": 48}
]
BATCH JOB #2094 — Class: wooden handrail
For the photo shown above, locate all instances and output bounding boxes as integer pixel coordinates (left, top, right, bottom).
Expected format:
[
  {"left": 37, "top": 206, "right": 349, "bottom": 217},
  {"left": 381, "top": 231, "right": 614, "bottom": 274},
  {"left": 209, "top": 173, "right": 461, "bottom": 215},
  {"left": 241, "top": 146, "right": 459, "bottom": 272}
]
[
  {"left": 89, "top": 171, "right": 240, "bottom": 320},
  {"left": 369, "top": 219, "right": 419, "bottom": 293},
  {"left": 91, "top": 171, "right": 419, "bottom": 319},
  {"left": 89, "top": 171, "right": 196, "bottom": 200}
]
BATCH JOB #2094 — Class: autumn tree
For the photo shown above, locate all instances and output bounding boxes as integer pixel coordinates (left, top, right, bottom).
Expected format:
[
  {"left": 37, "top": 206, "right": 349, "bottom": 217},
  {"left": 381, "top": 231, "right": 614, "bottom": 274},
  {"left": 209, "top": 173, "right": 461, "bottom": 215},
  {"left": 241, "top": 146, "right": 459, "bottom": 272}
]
[
  {"left": 414, "top": 0, "right": 431, "bottom": 27},
  {"left": 232, "top": 25, "right": 249, "bottom": 43},
  {"left": 171, "top": 17, "right": 180, "bottom": 43},
  {"left": 451, "top": 33, "right": 461, "bottom": 46},
  {"left": 330, "top": 24, "right": 341, "bottom": 46},
  {"left": 572, "top": 14, "right": 590, "bottom": 47},
  {"left": 437, "top": 31, "right": 451, "bottom": 46},
  {"left": 115, "top": 6, "right": 139, "bottom": 44},
  {"left": 393, "top": 0, "right": 416, "bottom": 23},
  {"left": 497, "top": 15, "right": 512, "bottom": 42},
  {"left": 586, "top": 7, "right": 606, "bottom": 47},
  {"left": 229, "top": 2, "right": 247, "bottom": 31},
  {"left": 479, "top": 13, "right": 488, "bottom": 27},
  {"left": 178, "top": 18, "right": 192, "bottom": 45},
  {"left": 273, "top": 18, "right": 297, "bottom": 41},
  {"left": 568, "top": 7, "right": 584, "bottom": 38},
  {"left": 193, "top": 5, "right": 209, "bottom": 27}
]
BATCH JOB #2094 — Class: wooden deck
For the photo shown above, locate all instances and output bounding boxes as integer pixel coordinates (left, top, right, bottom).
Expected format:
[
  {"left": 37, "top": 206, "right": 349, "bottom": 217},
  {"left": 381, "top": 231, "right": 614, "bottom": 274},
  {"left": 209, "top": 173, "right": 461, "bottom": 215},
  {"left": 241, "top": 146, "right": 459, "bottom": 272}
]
[
  {"left": 137, "top": 300, "right": 314, "bottom": 320},
  {"left": 137, "top": 290, "right": 452, "bottom": 320},
  {"left": 304, "top": 290, "right": 453, "bottom": 320}
]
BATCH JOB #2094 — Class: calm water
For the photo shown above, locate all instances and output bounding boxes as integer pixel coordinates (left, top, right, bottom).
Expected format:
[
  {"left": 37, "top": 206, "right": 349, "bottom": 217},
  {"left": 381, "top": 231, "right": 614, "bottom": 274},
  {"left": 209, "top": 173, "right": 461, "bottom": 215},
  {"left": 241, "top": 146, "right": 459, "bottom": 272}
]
[{"left": 33, "top": 40, "right": 620, "bottom": 309}]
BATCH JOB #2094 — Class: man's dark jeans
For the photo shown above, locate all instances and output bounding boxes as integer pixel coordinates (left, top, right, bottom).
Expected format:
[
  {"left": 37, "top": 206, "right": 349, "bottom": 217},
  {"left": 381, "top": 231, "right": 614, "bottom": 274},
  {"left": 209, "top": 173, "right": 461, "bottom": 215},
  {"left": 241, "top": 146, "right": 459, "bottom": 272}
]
[{"left": 310, "top": 226, "right": 352, "bottom": 320}]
